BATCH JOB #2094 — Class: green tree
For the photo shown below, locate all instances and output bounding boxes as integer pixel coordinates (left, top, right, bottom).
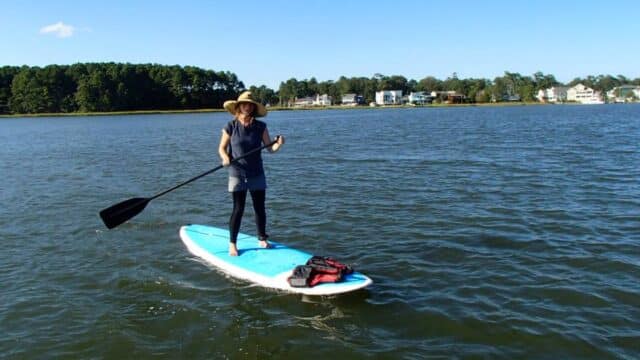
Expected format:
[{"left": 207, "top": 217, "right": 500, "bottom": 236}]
[
  {"left": 363, "top": 76, "right": 378, "bottom": 103},
  {"left": 248, "top": 85, "right": 278, "bottom": 106},
  {"left": 595, "top": 74, "right": 621, "bottom": 92},
  {"left": 0, "top": 66, "right": 19, "bottom": 113},
  {"left": 533, "top": 71, "right": 559, "bottom": 90},
  {"left": 2, "top": 63, "right": 247, "bottom": 114},
  {"left": 9, "top": 67, "right": 55, "bottom": 113},
  {"left": 464, "top": 78, "right": 490, "bottom": 103},
  {"left": 416, "top": 76, "right": 443, "bottom": 92},
  {"left": 168, "top": 66, "right": 190, "bottom": 108},
  {"left": 278, "top": 78, "right": 299, "bottom": 106},
  {"left": 379, "top": 75, "right": 408, "bottom": 92},
  {"left": 75, "top": 69, "right": 116, "bottom": 112}
]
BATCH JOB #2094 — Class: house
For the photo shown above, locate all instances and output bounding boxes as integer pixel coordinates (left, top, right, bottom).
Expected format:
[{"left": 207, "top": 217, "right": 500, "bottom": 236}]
[
  {"left": 375, "top": 90, "right": 402, "bottom": 105},
  {"left": 566, "top": 84, "right": 604, "bottom": 104},
  {"left": 430, "top": 90, "right": 465, "bottom": 103},
  {"left": 537, "top": 86, "right": 569, "bottom": 103},
  {"left": 341, "top": 93, "right": 365, "bottom": 106},
  {"left": 446, "top": 93, "right": 465, "bottom": 104},
  {"left": 313, "top": 94, "right": 332, "bottom": 106},
  {"left": 294, "top": 96, "right": 315, "bottom": 107},
  {"left": 408, "top": 91, "right": 433, "bottom": 105},
  {"left": 294, "top": 94, "right": 332, "bottom": 107},
  {"left": 606, "top": 85, "right": 640, "bottom": 103}
]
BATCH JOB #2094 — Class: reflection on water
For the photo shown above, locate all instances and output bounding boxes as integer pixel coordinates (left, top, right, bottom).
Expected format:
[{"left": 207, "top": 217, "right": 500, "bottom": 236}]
[{"left": 294, "top": 306, "right": 347, "bottom": 340}]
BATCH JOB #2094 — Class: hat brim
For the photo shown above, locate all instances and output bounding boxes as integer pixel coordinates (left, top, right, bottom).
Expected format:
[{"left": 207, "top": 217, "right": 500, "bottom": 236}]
[{"left": 223, "top": 100, "right": 267, "bottom": 117}]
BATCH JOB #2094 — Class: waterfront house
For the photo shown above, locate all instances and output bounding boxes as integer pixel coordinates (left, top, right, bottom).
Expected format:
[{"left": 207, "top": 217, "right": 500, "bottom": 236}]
[
  {"left": 537, "top": 86, "right": 569, "bottom": 103},
  {"left": 566, "top": 84, "right": 604, "bottom": 104},
  {"left": 408, "top": 91, "right": 433, "bottom": 105},
  {"left": 294, "top": 94, "right": 332, "bottom": 107},
  {"left": 431, "top": 90, "right": 465, "bottom": 103},
  {"left": 606, "top": 85, "right": 640, "bottom": 103},
  {"left": 341, "top": 93, "right": 365, "bottom": 106},
  {"left": 375, "top": 90, "right": 403, "bottom": 105},
  {"left": 294, "top": 96, "right": 315, "bottom": 107},
  {"left": 313, "top": 94, "right": 332, "bottom": 106}
]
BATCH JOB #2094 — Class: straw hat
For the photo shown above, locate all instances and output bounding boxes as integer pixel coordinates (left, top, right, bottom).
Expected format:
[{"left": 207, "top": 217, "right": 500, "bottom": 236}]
[{"left": 223, "top": 91, "right": 267, "bottom": 117}]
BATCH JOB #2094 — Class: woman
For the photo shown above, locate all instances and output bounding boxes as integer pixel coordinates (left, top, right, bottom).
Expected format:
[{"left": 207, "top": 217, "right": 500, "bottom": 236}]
[{"left": 218, "top": 91, "right": 285, "bottom": 256}]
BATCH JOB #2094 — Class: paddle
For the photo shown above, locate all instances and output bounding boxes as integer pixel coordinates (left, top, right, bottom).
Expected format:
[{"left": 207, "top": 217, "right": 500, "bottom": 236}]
[{"left": 99, "top": 137, "right": 279, "bottom": 229}]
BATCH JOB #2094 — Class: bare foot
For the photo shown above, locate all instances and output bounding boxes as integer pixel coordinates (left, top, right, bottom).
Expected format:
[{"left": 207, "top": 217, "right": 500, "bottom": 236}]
[
  {"left": 259, "top": 240, "right": 271, "bottom": 249},
  {"left": 229, "top": 243, "right": 238, "bottom": 256}
]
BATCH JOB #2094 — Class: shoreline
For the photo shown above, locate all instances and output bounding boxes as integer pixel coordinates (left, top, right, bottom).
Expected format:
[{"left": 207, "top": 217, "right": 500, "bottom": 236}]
[
  {"left": 0, "top": 101, "right": 592, "bottom": 119},
  {"left": 0, "top": 108, "right": 227, "bottom": 118}
]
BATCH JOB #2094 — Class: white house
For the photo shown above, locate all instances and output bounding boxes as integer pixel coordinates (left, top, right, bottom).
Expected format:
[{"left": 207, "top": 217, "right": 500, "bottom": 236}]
[
  {"left": 408, "top": 91, "right": 433, "bottom": 105},
  {"left": 294, "top": 94, "right": 332, "bottom": 107},
  {"left": 294, "top": 96, "right": 314, "bottom": 107},
  {"left": 566, "top": 84, "right": 604, "bottom": 104},
  {"left": 536, "top": 86, "right": 569, "bottom": 103},
  {"left": 606, "top": 85, "right": 640, "bottom": 103},
  {"left": 313, "top": 94, "right": 332, "bottom": 106},
  {"left": 375, "top": 90, "right": 402, "bottom": 105},
  {"left": 341, "top": 93, "right": 364, "bottom": 106}
]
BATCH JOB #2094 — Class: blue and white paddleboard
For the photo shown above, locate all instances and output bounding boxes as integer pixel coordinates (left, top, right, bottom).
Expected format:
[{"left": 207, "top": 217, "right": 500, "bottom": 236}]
[{"left": 179, "top": 224, "right": 372, "bottom": 295}]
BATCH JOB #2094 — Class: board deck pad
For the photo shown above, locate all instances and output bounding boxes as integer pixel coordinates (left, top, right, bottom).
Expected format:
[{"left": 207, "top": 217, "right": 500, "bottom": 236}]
[{"left": 180, "top": 224, "right": 372, "bottom": 295}]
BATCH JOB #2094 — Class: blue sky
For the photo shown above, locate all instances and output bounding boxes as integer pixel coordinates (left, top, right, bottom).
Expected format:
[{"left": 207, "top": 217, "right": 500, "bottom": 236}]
[{"left": 1, "top": 0, "right": 639, "bottom": 89}]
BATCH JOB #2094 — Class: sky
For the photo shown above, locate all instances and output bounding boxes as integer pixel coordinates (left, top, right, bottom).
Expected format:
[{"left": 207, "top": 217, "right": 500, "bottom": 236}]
[{"left": 1, "top": 0, "right": 639, "bottom": 89}]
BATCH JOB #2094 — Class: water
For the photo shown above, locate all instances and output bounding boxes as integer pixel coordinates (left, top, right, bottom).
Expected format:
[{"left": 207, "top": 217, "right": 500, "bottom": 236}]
[{"left": 1, "top": 105, "right": 639, "bottom": 359}]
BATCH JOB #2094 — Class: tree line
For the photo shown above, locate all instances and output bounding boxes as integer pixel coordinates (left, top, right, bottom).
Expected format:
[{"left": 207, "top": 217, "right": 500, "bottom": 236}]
[
  {"left": 268, "top": 72, "right": 640, "bottom": 106},
  {"left": 0, "top": 63, "right": 243, "bottom": 114},
  {"left": 1, "top": 63, "right": 639, "bottom": 114}
]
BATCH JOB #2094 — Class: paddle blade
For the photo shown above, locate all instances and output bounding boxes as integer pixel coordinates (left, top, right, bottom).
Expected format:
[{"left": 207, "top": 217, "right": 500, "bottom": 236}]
[{"left": 99, "top": 197, "right": 150, "bottom": 229}]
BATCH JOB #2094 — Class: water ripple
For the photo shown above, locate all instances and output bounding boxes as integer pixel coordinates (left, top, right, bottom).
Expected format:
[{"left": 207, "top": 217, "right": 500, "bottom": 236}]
[{"left": 1, "top": 107, "right": 639, "bottom": 358}]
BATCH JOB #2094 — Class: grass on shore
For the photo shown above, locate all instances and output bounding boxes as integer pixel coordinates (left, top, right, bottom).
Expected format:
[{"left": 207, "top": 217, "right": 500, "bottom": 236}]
[
  {"left": 0, "top": 108, "right": 227, "bottom": 118},
  {"left": 0, "top": 101, "right": 549, "bottom": 118}
]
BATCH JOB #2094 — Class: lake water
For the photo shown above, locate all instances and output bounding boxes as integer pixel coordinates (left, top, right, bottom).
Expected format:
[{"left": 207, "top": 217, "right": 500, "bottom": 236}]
[{"left": 1, "top": 105, "right": 639, "bottom": 359}]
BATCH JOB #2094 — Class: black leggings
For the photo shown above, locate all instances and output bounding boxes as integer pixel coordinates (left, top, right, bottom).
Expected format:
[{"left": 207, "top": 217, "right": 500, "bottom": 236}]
[{"left": 229, "top": 190, "right": 267, "bottom": 244}]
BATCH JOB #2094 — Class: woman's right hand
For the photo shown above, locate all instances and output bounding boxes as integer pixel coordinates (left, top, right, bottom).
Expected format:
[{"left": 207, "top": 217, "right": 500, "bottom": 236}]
[{"left": 221, "top": 156, "right": 231, "bottom": 166}]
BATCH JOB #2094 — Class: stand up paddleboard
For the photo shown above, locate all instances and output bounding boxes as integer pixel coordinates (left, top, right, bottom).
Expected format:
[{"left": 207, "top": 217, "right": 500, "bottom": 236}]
[{"left": 180, "top": 224, "right": 372, "bottom": 295}]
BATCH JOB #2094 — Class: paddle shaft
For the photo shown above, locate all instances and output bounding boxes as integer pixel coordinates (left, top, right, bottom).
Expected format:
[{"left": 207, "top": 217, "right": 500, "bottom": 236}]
[
  {"left": 149, "top": 137, "right": 278, "bottom": 201},
  {"left": 150, "top": 165, "right": 222, "bottom": 201}
]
